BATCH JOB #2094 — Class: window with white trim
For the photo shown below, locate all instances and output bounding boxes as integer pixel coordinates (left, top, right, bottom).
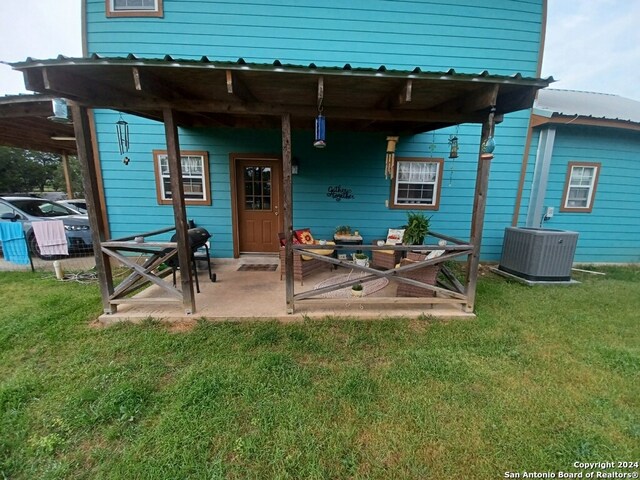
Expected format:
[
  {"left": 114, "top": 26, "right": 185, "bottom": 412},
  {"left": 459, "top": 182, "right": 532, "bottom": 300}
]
[
  {"left": 390, "top": 158, "right": 443, "bottom": 209},
  {"left": 107, "top": 0, "right": 163, "bottom": 17},
  {"left": 561, "top": 162, "right": 600, "bottom": 212},
  {"left": 153, "top": 150, "right": 211, "bottom": 205}
]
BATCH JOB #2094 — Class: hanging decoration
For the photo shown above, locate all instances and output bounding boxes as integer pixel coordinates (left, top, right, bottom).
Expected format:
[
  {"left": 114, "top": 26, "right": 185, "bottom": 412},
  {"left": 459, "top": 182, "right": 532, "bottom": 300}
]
[
  {"left": 314, "top": 112, "right": 326, "bottom": 148},
  {"left": 428, "top": 131, "right": 437, "bottom": 157},
  {"left": 448, "top": 134, "right": 459, "bottom": 159},
  {"left": 314, "top": 77, "right": 326, "bottom": 148},
  {"left": 448, "top": 126, "right": 460, "bottom": 187},
  {"left": 385, "top": 136, "right": 399, "bottom": 179},
  {"left": 115, "top": 113, "right": 130, "bottom": 156},
  {"left": 481, "top": 106, "right": 497, "bottom": 160}
]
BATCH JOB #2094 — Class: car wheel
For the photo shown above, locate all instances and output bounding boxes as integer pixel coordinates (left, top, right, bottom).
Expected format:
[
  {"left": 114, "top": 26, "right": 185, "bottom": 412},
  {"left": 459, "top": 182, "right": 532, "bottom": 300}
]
[{"left": 28, "top": 233, "right": 52, "bottom": 260}]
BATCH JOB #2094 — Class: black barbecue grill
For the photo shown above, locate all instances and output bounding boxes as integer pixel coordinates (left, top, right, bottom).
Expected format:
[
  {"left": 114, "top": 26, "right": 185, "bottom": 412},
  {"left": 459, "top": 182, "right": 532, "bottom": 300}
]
[{"left": 167, "top": 227, "right": 216, "bottom": 292}]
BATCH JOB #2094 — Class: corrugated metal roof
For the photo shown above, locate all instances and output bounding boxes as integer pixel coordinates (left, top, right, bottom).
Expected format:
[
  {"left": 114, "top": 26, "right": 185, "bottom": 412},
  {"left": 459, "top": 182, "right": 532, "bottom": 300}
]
[
  {"left": 9, "top": 54, "right": 553, "bottom": 86},
  {"left": 534, "top": 89, "right": 640, "bottom": 124}
]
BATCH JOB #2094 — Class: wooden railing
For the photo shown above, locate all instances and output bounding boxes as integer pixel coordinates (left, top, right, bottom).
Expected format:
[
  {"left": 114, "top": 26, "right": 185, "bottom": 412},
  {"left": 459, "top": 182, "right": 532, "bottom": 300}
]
[{"left": 291, "top": 231, "right": 473, "bottom": 310}]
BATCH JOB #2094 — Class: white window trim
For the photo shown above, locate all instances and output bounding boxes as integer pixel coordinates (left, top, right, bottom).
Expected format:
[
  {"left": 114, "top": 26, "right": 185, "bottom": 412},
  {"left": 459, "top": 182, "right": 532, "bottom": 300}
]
[
  {"left": 390, "top": 157, "right": 443, "bottom": 210},
  {"left": 106, "top": 0, "right": 163, "bottom": 17},
  {"left": 153, "top": 150, "right": 211, "bottom": 206},
  {"left": 561, "top": 162, "right": 601, "bottom": 213}
]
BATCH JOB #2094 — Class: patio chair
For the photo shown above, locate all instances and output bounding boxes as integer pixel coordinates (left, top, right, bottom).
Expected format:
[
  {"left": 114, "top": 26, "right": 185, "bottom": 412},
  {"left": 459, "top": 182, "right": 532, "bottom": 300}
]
[
  {"left": 395, "top": 250, "right": 444, "bottom": 298},
  {"left": 371, "top": 228, "right": 405, "bottom": 270},
  {"left": 278, "top": 231, "right": 332, "bottom": 285}
]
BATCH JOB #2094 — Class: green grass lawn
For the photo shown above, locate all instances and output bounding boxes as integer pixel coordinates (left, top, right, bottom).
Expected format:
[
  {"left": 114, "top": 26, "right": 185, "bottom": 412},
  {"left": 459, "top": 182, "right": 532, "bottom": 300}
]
[{"left": 1, "top": 267, "right": 639, "bottom": 479}]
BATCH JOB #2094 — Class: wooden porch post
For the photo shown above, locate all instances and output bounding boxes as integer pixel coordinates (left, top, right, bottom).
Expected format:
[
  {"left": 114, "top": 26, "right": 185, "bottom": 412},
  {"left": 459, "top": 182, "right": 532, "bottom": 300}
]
[
  {"left": 162, "top": 108, "right": 196, "bottom": 314},
  {"left": 61, "top": 153, "right": 74, "bottom": 199},
  {"left": 69, "top": 104, "right": 115, "bottom": 314},
  {"left": 465, "top": 99, "right": 498, "bottom": 313},
  {"left": 281, "top": 113, "right": 294, "bottom": 314}
]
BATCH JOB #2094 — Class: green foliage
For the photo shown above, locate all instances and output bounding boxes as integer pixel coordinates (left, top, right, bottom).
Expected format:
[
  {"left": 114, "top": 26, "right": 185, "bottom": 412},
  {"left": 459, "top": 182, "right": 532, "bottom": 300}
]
[
  {"left": 0, "top": 267, "right": 639, "bottom": 478},
  {"left": 351, "top": 283, "right": 363, "bottom": 291},
  {"left": 334, "top": 225, "right": 351, "bottom": 235},
  {"left": 0, "top": 147, "right": 63, "bottom": 194},
  {"left": 51, "top": 155, "right": 84, "bottom": 196},
  {"left": 402, "top": 211, "right": 430, "bottom": 245}
]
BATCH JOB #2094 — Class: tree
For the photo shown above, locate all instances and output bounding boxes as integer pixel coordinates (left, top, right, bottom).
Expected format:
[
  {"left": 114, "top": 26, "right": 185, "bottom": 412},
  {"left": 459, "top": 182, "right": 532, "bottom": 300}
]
[
  {"left": 51, "top": 155, "right": 84, "bottom": 197},
  {"left": 0, "top": 147, "right": 67, "bottom": 195}
]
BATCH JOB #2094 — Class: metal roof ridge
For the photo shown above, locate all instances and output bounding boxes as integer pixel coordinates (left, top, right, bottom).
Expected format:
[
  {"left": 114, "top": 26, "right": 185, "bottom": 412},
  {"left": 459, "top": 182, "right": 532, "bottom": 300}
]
[{"left": 9, "top": 55, "right": 553, "bottom": 83}]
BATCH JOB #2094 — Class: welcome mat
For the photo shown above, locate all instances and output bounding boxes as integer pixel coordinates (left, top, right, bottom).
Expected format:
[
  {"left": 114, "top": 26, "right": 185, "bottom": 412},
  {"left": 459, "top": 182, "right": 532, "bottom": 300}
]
[
  {"left": 237, "top": 264, "right": 278, "bottom": 272},
  {"left": 313, "top": 273, "right": 389, "bottom": 298}
]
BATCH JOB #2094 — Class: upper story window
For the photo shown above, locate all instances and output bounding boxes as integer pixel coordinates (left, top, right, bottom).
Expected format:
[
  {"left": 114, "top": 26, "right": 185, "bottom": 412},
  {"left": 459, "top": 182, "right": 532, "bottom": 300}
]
[
  {"left": 390, "top": 158, "right": 443, "bottom": 210},
  {"left": 561, "top": 162, "right": 601, "bottom": 212},
  {"left": 106, "top": 0, "right": 163, "bottom": 17},
  {"left": 153, "top": 150, "right": 211, "bottom": 206}
]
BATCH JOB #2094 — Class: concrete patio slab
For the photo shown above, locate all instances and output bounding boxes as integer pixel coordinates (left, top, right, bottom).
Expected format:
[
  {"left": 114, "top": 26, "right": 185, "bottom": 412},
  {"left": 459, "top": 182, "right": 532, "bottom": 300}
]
[{"left": 98, "top": 256, "right": 474, "bottom": 324}]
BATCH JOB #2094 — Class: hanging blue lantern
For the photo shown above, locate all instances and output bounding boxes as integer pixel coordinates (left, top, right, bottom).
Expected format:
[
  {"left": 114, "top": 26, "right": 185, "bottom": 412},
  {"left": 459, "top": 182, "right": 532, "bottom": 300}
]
[{"left": 314, "top": 114, "right": 326, "bottom": 148}]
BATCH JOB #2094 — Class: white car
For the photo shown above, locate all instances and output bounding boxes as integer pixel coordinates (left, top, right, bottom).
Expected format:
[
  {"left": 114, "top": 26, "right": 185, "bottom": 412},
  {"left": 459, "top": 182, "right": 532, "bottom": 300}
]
[{"left": 58, "top": 199, "right": 87, "bottom": 214}]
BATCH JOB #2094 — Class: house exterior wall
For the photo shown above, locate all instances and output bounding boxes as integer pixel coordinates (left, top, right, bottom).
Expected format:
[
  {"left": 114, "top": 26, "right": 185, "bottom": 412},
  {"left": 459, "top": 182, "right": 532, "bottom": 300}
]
[
  {"left": 520, "top": 125, "right": 640, "bottom": 263},
  {"left": 85, "top": 0, "right": 545, "bottom": 259}
]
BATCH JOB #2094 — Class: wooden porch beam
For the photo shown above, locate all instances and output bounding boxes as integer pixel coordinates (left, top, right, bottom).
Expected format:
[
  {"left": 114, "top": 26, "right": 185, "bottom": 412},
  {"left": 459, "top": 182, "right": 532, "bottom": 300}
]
[
  {"left": 429, "top": 84, "right": 501, "bottom": 115},
  {"left": 132, "top": 67, "right": 196, "bottom": 102},
  {"left": 43, "top": 68, "right": 139, "bottom": 105},
  {"left": 162, "top": 107, "right": 196, "bottom": 314},
  {"left": 61, "top": 153, "right": 73, "bottom": 199},
  {"left": 376, "top": 79, "right": 412, "bottom": 109},
  {"left": 64, "top": 97, "right": 487, "bottom": 124},
  {"left": 226, "top": 70, "right": 258, "bottom": 103},
  {"left": 69, "top": 104, "right": 116, "bottom": 314},
  {"left": 0, "top": 101, "right": 53, "bottom": 118},
  {"left": 464, "top": 85, "right": 499, "bottom": 313},
  {"left": 282, "top": 113, "right": 294, "bottom": 314}
]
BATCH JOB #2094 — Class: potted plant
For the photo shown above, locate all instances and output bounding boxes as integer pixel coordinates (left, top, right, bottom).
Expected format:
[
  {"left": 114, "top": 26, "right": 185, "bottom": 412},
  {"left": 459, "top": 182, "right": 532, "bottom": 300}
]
[
  {"left": 402, "top": 211, "right": 430, "bottom": 246},
  {"left": 335, "top": 225, "right": 351, "bottom": 236},
  {"left": 351, "top": 283, "right": 364, "bottom": 297},
  {"left": 353, "top": 253, "right": 369, "bottom": 266}
]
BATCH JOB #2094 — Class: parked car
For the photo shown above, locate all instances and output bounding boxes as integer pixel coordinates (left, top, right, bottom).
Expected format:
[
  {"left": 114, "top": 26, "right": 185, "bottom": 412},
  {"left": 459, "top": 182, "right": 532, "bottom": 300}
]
[
  {"left": 0, "top": 196, "right": 93, "bottom": 258},
  {"left": 58, "top": 199, "right": 88, "bottom": 214}
]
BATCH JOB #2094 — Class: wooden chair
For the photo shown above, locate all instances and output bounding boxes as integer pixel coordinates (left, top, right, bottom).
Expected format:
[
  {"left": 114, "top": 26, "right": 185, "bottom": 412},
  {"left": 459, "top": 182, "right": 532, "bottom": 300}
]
[
  {"left": 396, "top": 251, "right": 442, "bottom": 297},
  {"left": 371, "top": 240, "right": 403, "bottom": 270},
  {"left": 277, "top": 232, "right": 328, "bottom": 285}
]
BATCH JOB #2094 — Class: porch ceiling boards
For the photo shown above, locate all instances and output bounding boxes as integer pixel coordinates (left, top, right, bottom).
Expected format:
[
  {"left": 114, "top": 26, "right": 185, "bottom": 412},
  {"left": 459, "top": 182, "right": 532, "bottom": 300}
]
[
  {"left": 12, "top": 56, "right": 552, "bottom": 134},
  {"left": 0, "top": 94, "right": 76, "bottom": 155}
]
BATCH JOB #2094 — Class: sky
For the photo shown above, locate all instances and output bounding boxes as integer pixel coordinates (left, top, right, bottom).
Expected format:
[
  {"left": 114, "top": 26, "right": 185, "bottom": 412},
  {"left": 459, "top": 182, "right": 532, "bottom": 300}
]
[{"left": 0, "top": 0, "right": 639, "bottom": 100}]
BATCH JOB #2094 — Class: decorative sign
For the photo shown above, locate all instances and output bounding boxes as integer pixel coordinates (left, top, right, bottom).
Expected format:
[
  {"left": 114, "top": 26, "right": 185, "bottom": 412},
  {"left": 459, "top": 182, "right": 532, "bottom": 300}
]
[{"left": 327, "top": 185, "right": 355, "bottom": 202}]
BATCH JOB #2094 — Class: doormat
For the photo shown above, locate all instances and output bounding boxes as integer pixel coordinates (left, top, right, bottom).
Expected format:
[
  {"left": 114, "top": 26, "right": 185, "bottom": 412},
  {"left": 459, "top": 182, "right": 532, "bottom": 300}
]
[
  {"left": 313, "top": 272, "right": 389, "bottom": 298},
  {"left": 237, "top": 264, "right": 278, "bottom": 272}
]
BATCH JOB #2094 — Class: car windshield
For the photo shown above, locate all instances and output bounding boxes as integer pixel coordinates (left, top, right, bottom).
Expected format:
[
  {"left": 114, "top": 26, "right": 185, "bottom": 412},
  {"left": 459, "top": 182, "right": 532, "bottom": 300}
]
[{"left": 9, "top": 199, "right": 75, "bottom": 218}]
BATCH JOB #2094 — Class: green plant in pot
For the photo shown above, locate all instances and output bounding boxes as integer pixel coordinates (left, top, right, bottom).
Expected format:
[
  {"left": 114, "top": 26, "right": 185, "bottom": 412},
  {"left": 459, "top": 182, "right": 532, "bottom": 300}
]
[
  {"left": 353, "top": 253, "right": 369, "bottom": 266},
  {"left": 403, "top": 211, "right": 430, "bottom": 245},
  {"left": 335, "top": 225, "right": 351, "bottom": 236},
  {"left": 351, "top": 282, "right": 364, "bottom": 297}
]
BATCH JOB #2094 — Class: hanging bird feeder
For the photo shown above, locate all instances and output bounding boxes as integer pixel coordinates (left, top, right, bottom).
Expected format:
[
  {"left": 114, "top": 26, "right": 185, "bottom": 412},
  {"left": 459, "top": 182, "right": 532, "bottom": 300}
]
[{"left": 448, "top": 135, "right": 459, "bottom": 159}]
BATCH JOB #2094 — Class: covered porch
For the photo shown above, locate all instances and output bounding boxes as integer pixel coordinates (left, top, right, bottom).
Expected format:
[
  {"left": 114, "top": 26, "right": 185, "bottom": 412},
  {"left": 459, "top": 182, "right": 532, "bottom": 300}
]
[{"left": 11, "top": 56, "right": 550, "bottom": 319}]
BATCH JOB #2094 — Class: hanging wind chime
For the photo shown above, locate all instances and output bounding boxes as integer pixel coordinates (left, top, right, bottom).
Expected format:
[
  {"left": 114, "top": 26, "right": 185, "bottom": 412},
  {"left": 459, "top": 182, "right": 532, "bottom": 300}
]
[
  {"left": 115, "top": 113, "right": 131, "bottom": 165},
  {"left": 385, "top": 136, "right": 399, "bottom": 179},
  {"left": 314, "top": 78, "right": 326, "bottom": 148}
]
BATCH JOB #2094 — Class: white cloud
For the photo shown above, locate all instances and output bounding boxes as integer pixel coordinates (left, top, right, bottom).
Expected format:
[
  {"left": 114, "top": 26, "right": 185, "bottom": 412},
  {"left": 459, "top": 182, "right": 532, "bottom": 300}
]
[{"left": 542, "top": 0, "right": 640, "bottom": 100}]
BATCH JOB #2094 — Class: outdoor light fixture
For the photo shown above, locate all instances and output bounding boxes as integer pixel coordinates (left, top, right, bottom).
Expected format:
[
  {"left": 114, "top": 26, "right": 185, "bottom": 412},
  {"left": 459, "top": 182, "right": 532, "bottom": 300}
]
[
  {"left": 314, "top": 114, "right": 326, "bottom": 148},
  {"left": 115, "top": 113, "right": 130, "bottom": 156},
  {"left": 291, "top": 156, "right": 300, "bottom": 175},
  {"left": 448, "top": 135, "right": 459, "bottom": 158},
  {"left": 385, "top": 136, "right": 399, "bottom": 179}
]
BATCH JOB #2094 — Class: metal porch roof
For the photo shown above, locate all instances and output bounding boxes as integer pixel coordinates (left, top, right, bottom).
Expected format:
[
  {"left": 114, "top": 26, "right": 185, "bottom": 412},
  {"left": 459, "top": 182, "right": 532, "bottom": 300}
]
[
  {"left": 0, "top": 94, "right": 76, "bottom": 154},
  {"left": 534, "top": 89, "right": 640, "bottom": 126},
  {"left": 10, "top": 55, "right": 553, "bottom": 134}
]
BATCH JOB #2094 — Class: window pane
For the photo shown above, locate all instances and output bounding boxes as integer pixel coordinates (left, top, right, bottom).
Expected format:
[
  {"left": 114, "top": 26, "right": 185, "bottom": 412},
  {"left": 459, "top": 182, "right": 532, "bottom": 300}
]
[
  {"left": 113, "top": 0, "right": 156, "bottom": 10},
  {"left": 394, "top": 160, "right": 438, "bottom": 206},
  {"left": 158, "top": 153, "right": 207, "bottom": 202}
]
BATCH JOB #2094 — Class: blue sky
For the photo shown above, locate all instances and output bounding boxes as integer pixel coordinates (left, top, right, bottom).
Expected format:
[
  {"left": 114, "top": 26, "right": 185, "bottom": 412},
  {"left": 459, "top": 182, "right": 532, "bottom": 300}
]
[{"left": 1, "top": 0, "right": 639, "bottom": 100}]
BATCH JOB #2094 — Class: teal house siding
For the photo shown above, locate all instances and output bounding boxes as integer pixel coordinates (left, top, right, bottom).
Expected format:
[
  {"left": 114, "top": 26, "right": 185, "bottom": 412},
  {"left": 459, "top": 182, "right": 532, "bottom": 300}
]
[
  {"left": 85, "top": 0, "right": 545, "bottom": 259},
  {"left": 521, "top": 125, "right": 640, "bottom": 263}
]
